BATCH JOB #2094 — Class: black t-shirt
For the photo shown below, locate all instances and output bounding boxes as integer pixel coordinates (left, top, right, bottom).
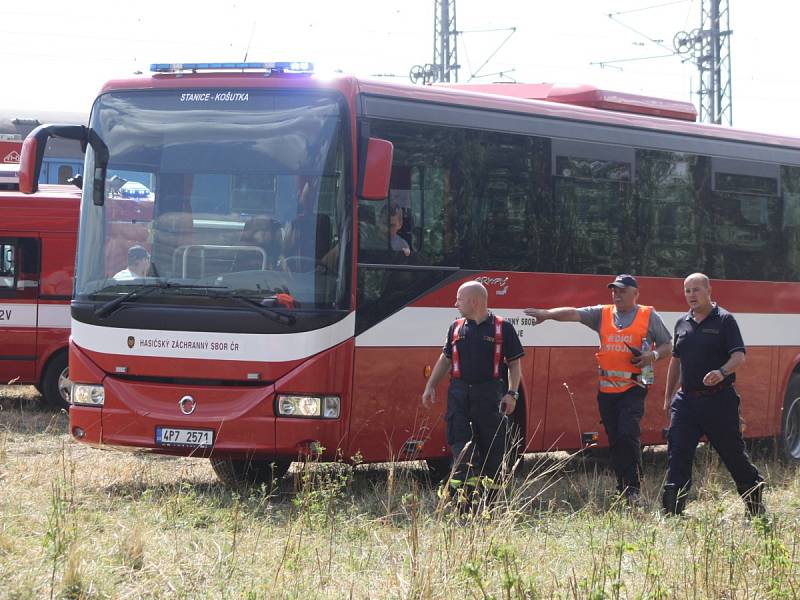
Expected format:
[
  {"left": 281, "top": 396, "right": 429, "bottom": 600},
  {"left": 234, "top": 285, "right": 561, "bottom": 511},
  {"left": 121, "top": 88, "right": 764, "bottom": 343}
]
[
  {"left": 673, "top": 304, "right": 745, "bottom": 390},
  {"left": 442, "top": 312, "right": 524, "bottom": 383}
]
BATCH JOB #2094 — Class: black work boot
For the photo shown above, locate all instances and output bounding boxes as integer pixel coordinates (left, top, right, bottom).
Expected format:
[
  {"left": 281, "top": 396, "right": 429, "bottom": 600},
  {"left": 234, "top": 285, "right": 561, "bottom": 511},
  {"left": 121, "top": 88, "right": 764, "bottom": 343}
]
[
  {"left": 662, "top": 483, "right": 686, "bottom": 515},
  {"left": 739, "top": 480, "right": 766, "bottom": 518}
]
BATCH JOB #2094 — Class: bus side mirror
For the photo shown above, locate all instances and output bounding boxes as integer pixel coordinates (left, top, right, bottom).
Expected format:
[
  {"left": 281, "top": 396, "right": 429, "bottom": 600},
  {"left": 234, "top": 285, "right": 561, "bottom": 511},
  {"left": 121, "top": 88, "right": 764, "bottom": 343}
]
[
  {"left": 19, "top": 124, "right": 107, "bottom": 205},
  {"left": 360, "top": 137, "right": 393, "bottom": 201}
]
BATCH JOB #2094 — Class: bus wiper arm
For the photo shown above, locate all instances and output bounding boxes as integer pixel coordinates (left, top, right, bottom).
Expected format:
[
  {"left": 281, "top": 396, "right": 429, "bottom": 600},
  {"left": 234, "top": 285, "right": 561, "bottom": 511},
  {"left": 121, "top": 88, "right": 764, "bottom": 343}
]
[
  {"left": 224, "top": 294, "right": 297, "bottom": 326},
  {"left": 94, "top": 282, "right": 227, "bottom": 318},
  {"left": 94, "top": 283, "right": 162, "bottom": 318}
]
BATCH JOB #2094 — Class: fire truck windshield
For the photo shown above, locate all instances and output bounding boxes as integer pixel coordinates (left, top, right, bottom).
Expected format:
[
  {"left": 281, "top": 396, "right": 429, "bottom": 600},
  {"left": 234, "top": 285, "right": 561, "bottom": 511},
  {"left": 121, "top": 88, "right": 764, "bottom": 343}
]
[{"left": 74, "top": 89, "right": 352, "bottom": 317}]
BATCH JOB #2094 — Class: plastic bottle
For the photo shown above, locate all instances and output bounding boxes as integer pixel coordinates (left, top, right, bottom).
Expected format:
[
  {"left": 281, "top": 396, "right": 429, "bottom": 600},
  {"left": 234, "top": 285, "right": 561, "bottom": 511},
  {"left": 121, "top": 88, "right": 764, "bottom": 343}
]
[{"left": 640, "top": 337, "right": 655, "bottom": 385}]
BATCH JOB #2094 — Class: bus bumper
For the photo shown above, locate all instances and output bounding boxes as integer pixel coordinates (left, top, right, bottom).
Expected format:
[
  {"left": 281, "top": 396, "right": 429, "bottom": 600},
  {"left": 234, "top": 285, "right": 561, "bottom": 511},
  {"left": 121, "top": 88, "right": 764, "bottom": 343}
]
[{"left": 70, "top": 376, "right": 343, "bottom": 460}]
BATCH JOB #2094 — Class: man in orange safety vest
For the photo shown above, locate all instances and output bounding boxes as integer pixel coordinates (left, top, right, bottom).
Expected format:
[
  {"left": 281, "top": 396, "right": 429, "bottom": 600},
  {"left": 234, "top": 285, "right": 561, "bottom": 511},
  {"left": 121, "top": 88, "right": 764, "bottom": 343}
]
[{"left": 524, "top": 274, "right": 672, "bottom": 505}]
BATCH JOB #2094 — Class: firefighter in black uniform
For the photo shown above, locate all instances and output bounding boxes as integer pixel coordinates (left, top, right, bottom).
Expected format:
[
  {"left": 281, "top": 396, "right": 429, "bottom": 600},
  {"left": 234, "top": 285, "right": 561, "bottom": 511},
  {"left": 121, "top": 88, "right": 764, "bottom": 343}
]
[
  {"left": 662, "top": 272, "right": 765, "bottom": 516},
  {"left": 422, "top": 281, "right": 524, "bottom": 501}
]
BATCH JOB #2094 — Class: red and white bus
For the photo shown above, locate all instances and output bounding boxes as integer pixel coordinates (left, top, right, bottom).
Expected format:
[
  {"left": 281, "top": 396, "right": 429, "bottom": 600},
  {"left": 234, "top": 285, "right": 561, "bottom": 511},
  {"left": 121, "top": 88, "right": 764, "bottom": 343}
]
[
  {"left": 20, "top": 62, "right": 800, "bottom": 484},
  {"left": 0, "top": 165, "right": 79, "bottom": 408}
]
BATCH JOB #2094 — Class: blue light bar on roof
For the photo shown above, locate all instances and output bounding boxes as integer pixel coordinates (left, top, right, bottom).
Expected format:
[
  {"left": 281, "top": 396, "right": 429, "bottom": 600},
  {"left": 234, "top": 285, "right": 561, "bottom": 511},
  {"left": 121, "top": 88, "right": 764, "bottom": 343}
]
[{"left": 149, "top": 61, "right": 314, "bottom": 74}]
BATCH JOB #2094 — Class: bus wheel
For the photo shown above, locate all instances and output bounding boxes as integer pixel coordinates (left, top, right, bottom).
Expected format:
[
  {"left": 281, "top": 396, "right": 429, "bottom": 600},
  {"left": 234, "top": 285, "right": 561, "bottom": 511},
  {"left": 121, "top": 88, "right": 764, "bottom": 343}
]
[
  {"left": 425, "top": 457, "right": 452, "bottom": 483},
  {"left": 781, "top": 374, "right": 800, "bottom": 462},
  {"left": 210, "top": 457, "right": 290, "bottom": 488},
  {"left": 41, "top": 353, "right": 70, "bottom": 410}
]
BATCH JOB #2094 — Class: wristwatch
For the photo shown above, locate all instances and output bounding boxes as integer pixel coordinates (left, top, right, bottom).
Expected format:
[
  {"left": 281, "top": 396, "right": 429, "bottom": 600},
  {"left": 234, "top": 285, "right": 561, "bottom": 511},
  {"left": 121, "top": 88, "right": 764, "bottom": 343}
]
[
  {"left": 719, "top": 366, "right": 728, "bottom": 377},
  {"left": 506, "top": 390, "right": 519, "bottom": 400}
]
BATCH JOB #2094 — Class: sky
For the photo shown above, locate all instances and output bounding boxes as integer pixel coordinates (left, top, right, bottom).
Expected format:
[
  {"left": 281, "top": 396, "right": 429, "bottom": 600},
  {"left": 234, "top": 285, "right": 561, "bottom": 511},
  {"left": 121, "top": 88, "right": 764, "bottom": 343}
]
[{"left": 3, "top": 0, "right": 798, "bottom": 136}]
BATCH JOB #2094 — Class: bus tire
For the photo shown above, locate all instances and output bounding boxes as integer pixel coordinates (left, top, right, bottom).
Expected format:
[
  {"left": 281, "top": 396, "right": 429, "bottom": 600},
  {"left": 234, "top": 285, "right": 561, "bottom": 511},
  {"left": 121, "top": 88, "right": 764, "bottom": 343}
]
[
  {"left": 780, "top": 373, "right": 800, "bottom": 463},
  {"left": 425, "top": 457, "right": 452, "bottom": 483},
  {"left": 41, "top": 352, "right": 70, "bottom": 410},
  {"left": 210, "top": 457, "right": 290, "bottom": 488}
]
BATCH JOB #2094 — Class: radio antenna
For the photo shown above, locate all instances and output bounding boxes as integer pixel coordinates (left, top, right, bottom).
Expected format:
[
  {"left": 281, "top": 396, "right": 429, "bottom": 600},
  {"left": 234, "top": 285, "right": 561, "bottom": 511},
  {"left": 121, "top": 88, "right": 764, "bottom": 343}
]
[{"left": 242, "top": 22, "right": 257, "bottom": 62}]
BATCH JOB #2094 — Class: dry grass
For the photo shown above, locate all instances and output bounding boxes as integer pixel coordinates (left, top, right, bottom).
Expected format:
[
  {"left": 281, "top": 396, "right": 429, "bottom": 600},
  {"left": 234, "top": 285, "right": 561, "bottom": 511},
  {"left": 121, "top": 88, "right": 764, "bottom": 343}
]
[{"left": 1, "top": 386, "right": 799, "bottom": 599}]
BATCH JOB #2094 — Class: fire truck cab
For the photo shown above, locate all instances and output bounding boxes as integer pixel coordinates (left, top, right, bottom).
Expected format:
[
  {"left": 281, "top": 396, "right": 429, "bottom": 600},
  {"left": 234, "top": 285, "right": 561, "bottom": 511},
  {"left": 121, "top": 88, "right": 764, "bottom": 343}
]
[{"left": 0, "top": 160, "right": 79, "bottom": 408}]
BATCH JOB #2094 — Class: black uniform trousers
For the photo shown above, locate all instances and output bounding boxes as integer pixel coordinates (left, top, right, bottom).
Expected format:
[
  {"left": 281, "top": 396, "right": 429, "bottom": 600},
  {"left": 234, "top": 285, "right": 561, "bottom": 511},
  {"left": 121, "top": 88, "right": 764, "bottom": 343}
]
[
  {"left": 445, "top": 378, "right": 508, "bottom": 485},
  {"left": 667, "top": 386, "right": 761, "bottom": 494},
  {"left": 597, "top": 385, "right": 647, "bottom": 493}
]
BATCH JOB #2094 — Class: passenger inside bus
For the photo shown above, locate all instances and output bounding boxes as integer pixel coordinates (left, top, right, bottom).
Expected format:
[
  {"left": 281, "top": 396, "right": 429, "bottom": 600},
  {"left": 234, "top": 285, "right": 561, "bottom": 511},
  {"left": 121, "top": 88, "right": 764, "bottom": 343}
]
[
  {"left": 113, "top": 245, "right": 151, "bottom": 281},
  {"left": 386, "top": 202, "right": 412, "bottom": 256},
  {"left": 360, "top": 201, "right": 413, "bottom": 260},
  {"left": 232, "top": 216, "right": 283, "bottom": 271}
]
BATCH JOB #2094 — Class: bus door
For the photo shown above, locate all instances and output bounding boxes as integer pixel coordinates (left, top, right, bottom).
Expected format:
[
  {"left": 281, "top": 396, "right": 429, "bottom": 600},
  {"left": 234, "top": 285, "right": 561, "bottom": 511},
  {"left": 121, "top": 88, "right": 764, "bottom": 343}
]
[{"left": 0, "top": 236, "right": 41, "bottom": 384}]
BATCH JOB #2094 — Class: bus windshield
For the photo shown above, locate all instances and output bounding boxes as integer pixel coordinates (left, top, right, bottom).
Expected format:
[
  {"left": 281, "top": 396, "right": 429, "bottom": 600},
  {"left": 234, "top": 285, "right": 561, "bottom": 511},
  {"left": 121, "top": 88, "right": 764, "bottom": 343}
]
[{"left": 74, "top": 89, "right": 351, "bottom": 313}]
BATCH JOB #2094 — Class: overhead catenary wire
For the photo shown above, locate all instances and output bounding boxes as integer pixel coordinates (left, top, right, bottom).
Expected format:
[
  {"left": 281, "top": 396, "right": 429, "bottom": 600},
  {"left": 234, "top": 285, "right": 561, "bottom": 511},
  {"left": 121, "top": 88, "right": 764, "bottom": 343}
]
[
  {"left": 467, "top": 27, "right": 517, "bottom": 82},
  {"left": 608, "top": 0, "right": 690, "bottom": 17}
]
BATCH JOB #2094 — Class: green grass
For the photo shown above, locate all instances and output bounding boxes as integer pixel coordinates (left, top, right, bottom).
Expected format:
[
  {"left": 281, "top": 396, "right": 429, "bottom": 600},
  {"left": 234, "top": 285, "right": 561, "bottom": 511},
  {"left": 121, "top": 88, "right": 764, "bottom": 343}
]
[{"left": 1, "top": 385, "right": 799, "bottom": 599}]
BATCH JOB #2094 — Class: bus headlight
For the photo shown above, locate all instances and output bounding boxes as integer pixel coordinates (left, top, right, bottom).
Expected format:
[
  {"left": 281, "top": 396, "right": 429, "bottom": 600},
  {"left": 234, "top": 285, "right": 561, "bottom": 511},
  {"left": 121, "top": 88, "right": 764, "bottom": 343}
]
[
  {"left": 277, "top": 394, "right": 340, "bottom": 419},
  {"left": 72, "top": 384, "right": 105, "bottom": 406}
]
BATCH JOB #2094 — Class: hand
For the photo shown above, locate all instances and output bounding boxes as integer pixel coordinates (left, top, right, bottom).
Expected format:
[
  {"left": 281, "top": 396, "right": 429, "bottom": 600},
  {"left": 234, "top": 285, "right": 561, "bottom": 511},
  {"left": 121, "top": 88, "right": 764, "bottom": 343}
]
[
  {"left": 631, "top": 351, "right": 656, "bottom": 368},
  {"left": 523, "top": 308, "right": 543, "bottom": 324},
  {"left": 702, "top": 369, "right": 726, "bottom": 386},
  {"left": 422, "top": 386, "right": 436, "bottom": 408},
  {"left": 500, "top": 393, "right": 517, "bottom": 415}
]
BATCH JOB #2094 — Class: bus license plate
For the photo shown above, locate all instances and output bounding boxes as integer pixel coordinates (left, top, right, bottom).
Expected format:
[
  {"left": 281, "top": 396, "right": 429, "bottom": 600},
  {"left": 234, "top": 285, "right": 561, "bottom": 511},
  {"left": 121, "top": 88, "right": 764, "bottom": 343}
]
[{"left": 156, "top": 427, "right": 214, "bottom": 448}]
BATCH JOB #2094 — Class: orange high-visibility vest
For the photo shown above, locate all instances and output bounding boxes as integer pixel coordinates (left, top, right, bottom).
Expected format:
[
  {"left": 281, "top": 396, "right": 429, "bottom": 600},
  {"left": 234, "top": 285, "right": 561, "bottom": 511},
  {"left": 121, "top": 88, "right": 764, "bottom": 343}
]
[
  {"left": 596, "top": 304, "right": 652, "bottom": 393},
  {"left": 450, "top": 315, "right": 505, "bottom": 380}
]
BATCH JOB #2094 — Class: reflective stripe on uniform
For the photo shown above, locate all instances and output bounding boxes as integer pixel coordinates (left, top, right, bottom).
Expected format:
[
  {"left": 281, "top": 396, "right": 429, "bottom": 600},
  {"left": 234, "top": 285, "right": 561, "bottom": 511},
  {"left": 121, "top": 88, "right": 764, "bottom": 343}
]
[
  {"left": 600, "top": 369, "right": 637, "bottom": 378},
  {"left": 600, "top": 379, "right": 643, "bottom": 390},
  {"left": 493, "top": 316, "right": 504, "bottom": 379},
  {"left": 451, "top": 315, "right": 505, "bottom": 379},
  {"left": 450, "top": 318, "right": 466, "bottom": 378}
]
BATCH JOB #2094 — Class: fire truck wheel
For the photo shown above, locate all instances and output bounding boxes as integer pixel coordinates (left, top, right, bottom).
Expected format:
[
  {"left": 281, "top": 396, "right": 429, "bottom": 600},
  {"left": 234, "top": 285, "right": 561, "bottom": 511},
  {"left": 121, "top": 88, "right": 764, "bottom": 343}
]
[
  {"left": 780, "top": 373, "right": 800, "bottom": 463},
  {"left": 210, "top": 457, "right": 290, "bottom": 488},
  {"left": 42, "top": 353, "right": 71, "bottom": 410}
]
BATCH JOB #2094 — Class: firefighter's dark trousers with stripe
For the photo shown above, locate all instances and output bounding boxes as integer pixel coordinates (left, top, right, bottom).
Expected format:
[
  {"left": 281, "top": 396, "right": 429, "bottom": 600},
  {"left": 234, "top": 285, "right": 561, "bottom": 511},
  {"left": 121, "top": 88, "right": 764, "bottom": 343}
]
[{"left": 446, "top": 378, "right": 508, "bottom": 486}]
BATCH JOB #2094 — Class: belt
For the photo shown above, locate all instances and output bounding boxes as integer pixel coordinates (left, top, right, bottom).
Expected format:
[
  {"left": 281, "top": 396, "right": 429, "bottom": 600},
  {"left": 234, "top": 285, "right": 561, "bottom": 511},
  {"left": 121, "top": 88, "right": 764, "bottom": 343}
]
[
  {"left": 452, "top": 378, "right": 501, "bottom": 387},
  {"left": 685, "top": 383, "right": 733, "bottom": 397}
]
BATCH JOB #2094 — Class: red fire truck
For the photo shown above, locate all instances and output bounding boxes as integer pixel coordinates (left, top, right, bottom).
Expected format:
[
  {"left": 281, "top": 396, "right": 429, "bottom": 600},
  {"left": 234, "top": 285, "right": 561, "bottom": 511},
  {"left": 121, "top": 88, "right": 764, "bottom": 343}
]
[
  {"left": 19, "top": 62, "right": 800, "bottom": 485},
  {"left": 1, "top": 160, "right": 79, "bottom": 408}
]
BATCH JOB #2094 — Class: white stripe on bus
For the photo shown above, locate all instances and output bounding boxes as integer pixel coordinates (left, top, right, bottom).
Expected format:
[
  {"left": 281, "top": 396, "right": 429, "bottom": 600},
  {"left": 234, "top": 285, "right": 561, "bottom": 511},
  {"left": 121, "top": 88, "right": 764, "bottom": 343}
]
[
  {"left": 0, "top": 303, "right": 37, "bottom": 328},
  {"left": 68, "top": 306, "right": 800, "bottom": 362},
  {"left": 38, "top": 304, "right": 71, "bottom": 328},
  {"left": 354, "top": 307, "right": 800, "bottom": 348},
  {"left": 0, "top": 303, "right": 71, "bottom": 329},
  {"left": 71, "top": 312, "right": 356, "bottom": 362}
]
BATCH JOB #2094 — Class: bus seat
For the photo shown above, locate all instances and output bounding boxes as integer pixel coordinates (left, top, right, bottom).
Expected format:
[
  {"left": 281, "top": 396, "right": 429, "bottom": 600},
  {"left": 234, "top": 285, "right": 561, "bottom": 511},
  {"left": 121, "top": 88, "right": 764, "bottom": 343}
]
[{"left": 152, "top": 211, "right": 193, "bottom": 278}]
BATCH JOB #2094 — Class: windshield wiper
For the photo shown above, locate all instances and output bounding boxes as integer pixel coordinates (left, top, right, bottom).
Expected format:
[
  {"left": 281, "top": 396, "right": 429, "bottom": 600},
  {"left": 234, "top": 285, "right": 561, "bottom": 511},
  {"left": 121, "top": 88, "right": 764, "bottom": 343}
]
[
  {"left": 94, "top": 282, "right": 227, "bottom": 318},
  {"left": 221, "top": 293, "right": 297, "bottom": 326}
]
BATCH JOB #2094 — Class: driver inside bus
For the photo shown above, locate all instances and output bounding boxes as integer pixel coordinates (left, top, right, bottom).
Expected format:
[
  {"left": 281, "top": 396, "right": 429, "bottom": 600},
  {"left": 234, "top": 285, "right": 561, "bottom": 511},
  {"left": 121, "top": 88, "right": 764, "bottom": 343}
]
[{"left": 114, "top": 245, "right": 151, "bottom": 280}]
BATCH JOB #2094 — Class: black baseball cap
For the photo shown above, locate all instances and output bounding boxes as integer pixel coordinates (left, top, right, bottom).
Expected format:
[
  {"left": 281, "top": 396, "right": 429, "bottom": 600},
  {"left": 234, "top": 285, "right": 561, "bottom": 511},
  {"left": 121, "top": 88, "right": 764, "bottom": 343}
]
[{"left": 608, "top": 274, "right": 638, "bottom": 289}]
